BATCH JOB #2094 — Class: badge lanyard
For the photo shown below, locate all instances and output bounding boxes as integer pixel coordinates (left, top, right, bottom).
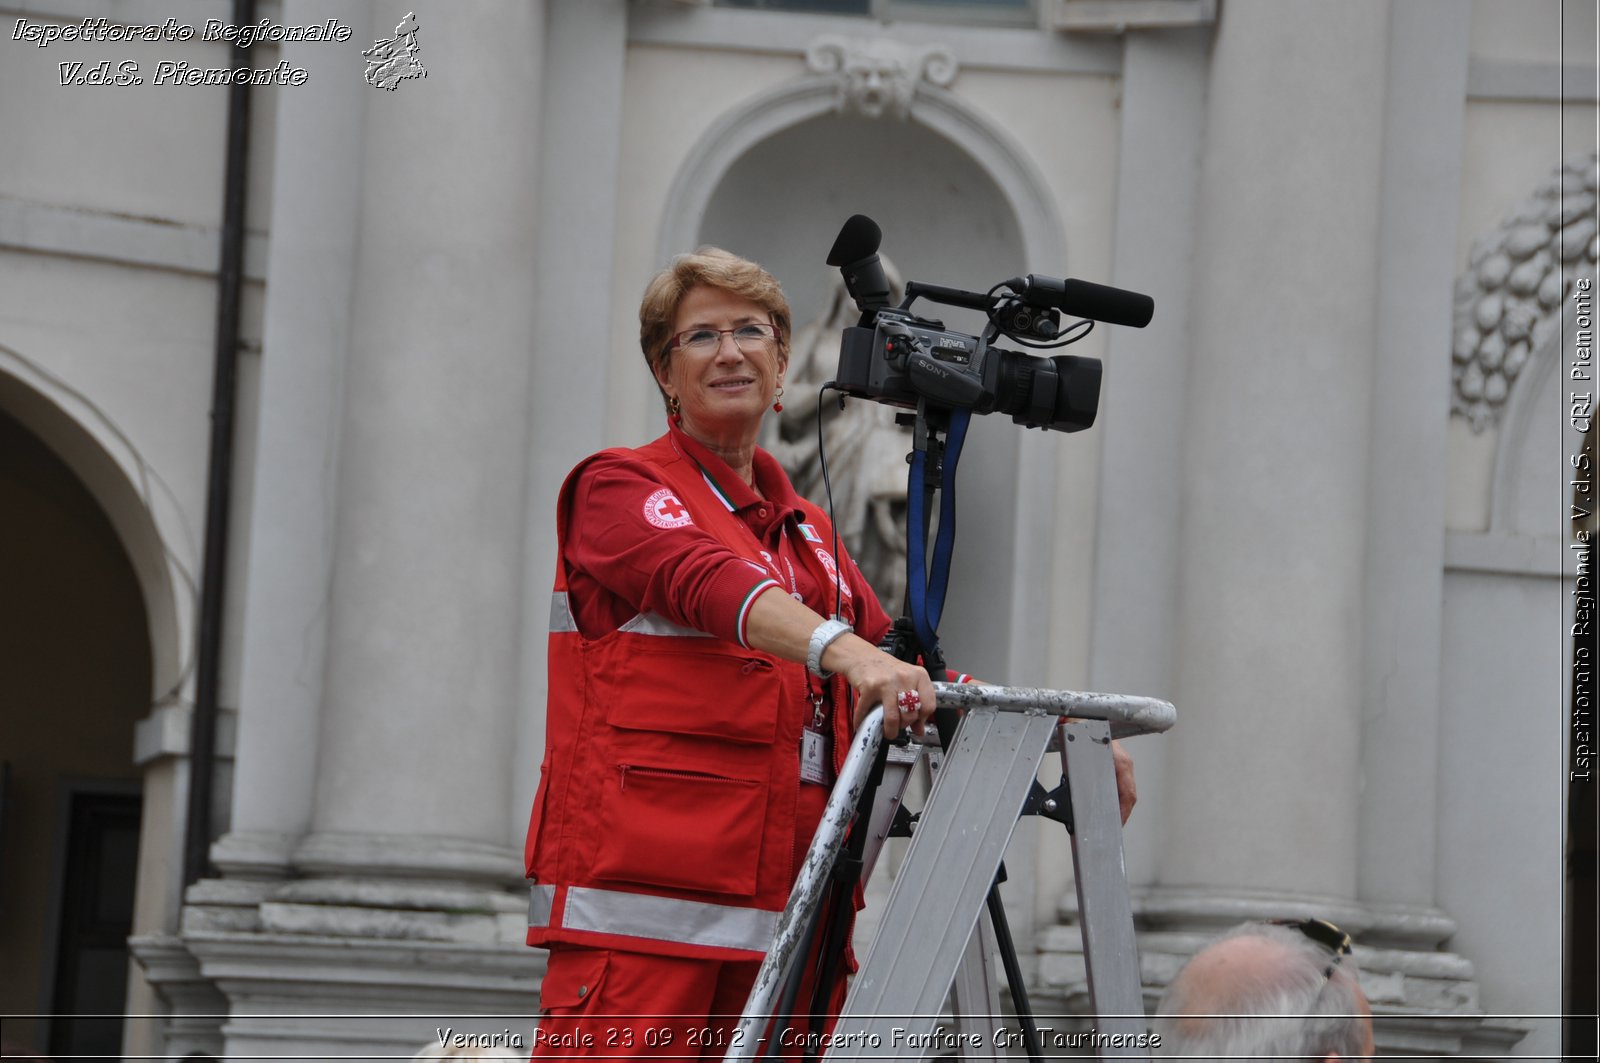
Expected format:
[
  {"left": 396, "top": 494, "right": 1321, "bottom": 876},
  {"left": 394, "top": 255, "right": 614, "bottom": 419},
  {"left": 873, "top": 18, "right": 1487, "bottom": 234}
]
[{"left": 767, "top": 520, "right": 838, "bottom": 786}]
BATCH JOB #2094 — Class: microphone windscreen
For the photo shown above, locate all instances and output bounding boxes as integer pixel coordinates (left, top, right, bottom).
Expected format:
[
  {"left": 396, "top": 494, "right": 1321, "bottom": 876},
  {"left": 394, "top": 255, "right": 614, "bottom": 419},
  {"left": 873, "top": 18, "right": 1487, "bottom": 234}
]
[
  {"left": 1060, "top": 279, "right": 1154, "bottom": 328},
  {"left": 827, "top": 215, "right": 882, "bottom": 267}
]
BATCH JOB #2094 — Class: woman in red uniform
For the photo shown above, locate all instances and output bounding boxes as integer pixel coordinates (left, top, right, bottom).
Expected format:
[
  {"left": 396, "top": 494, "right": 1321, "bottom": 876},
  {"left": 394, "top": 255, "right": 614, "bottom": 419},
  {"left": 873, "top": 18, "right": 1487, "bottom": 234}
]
[{"left": 524, "top": 248, "right": 1129, "bottom": 1059}]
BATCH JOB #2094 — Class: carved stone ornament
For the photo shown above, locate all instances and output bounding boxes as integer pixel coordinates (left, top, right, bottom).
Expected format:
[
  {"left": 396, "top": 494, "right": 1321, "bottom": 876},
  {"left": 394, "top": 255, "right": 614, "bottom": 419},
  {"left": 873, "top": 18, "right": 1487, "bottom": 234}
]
[
  {"left": 804, "top": 35, "right": 958, "bottom": 120},
  {"left": 1452, "top": 152, "right": 1599, "bottom": 431}
]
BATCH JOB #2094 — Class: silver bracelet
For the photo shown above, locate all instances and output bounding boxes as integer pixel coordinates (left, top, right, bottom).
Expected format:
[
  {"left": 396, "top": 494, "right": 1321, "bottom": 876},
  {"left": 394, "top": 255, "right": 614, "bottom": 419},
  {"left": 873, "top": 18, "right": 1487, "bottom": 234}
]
[{"left": 806, "top": 618, "right": 853, "bottom": 678}]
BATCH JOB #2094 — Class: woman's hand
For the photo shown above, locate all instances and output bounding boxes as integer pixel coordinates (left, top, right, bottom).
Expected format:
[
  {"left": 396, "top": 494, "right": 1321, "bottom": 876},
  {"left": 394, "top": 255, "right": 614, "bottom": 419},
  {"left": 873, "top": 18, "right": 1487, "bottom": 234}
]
[
  {"left": 742, "top": 589, "right": 934, "bottom": 739},
  {"left": 824, "top": 635, "right": 937, "bottom": 740},
  {"left": 1111, "top": 739, "right": 1136, "bottom": 824}
]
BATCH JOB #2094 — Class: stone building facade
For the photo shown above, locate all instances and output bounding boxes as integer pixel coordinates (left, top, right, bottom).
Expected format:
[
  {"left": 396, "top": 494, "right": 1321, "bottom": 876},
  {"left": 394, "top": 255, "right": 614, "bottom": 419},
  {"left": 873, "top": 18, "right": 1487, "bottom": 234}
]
[{"left": 0, "top": 0, "right": 1590, "bottom": 1059}]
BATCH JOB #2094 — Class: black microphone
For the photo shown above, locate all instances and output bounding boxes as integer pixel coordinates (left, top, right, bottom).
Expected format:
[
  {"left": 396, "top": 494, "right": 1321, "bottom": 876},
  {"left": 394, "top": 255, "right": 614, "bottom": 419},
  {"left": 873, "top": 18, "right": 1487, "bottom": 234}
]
[
  {"left": 1020, "top": 274, "right": 1154, "bottom": 329},
  {"left": 827, "top": 215, "right": 892, "bottom": 312}
]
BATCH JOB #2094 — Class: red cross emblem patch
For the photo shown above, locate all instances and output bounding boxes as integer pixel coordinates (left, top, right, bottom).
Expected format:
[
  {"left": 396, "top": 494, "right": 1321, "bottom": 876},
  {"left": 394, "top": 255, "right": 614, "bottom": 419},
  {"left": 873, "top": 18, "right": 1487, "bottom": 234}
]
[
  {"left": 812, "top": 547, "right": 853, "bottom": 600},
  {"left": 643, "top": 488, "right": 694, "bottom": 529}
]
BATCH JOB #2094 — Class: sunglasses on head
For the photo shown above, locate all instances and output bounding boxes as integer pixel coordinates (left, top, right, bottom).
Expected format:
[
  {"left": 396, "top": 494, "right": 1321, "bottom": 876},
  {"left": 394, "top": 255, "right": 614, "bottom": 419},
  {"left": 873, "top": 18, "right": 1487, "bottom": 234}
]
[{"left": 1267, "top": 917, "right": 1353, "bottom": 982}]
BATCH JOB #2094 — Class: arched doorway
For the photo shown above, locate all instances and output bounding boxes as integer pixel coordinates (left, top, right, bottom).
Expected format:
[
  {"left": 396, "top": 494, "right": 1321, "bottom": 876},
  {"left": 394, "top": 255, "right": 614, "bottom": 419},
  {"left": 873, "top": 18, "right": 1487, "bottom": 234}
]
[
  {"left": 663, "top": 72, "right": 1077, "bottom": 954},
  {"left": 0, "top": 402, "right": 153, "bottom": 1060},
  {"left": 697, "top": 107, "right": 1032, "bottom": 676}
]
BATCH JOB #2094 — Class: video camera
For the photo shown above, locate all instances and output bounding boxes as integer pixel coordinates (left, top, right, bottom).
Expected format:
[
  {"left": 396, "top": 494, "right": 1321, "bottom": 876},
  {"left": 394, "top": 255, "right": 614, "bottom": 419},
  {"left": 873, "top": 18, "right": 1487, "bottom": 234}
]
[{"left": 826, "top": 215, "right": 1153, "bottom": 432}]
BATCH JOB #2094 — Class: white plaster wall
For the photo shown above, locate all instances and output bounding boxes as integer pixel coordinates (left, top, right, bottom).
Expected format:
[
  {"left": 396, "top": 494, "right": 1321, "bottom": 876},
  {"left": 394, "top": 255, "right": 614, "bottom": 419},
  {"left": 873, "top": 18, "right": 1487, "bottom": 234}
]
[
  {"left": 0, "top": 4, "right": 280, "bottom": 709},
  {"left": 698, "top": 112, "right": 1024, "bottom": 346},
  {"left": 1471, "top": 0, "right": 1597, "bottom": 64},
  {"left": 1448, "top": 1, "right": 1598, "bottom": 532},
  {"left": 1456, "top": 103, "right": 1599, "bottom": 277},
  {"left": 611, "top": 45, "right": 800, "bottom": 450},
  {"left": 0, "top": 250, "right": 219, "bottom": 678},
  {"left": 1437, "top": 566, "right": 1567, "bottom": 1050},
  {"left": 0, "top": 15, "right": 278, "bottom": 232},
  {"left": 1436, "top": 8, "right": 1591, "bottom": 1053}
]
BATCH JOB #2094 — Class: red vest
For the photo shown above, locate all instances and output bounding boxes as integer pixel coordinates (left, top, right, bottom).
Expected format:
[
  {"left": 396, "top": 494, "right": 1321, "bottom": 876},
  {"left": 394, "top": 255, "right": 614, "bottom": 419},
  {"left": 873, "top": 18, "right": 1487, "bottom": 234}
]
[{"left": 525, "top": 434, "right": 860, "bottom": 961}]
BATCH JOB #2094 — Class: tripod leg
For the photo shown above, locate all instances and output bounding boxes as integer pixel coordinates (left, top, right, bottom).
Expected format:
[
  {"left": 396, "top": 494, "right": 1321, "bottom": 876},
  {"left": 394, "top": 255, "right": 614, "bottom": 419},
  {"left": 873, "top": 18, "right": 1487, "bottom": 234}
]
[{"left": 986, "top": 887, "right": 1047, "bottom": 1063}]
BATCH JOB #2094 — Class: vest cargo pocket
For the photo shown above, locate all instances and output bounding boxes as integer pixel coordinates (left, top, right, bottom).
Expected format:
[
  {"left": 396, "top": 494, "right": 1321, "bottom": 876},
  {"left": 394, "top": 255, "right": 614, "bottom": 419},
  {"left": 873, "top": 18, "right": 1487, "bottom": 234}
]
[
  {"left": 592, "top": 765, "right": 763, "bottom": 896},
  {"left": 538, "top": 947, "right": 610, "bottom": 1012},
  {"left": 605, "top": 647, "right": 779, "bottom": 745}
]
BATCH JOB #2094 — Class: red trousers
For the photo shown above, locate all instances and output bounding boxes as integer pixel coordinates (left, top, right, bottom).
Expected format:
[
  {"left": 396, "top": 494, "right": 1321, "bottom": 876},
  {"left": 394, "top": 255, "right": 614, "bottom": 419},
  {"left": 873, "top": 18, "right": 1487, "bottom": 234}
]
[
  {"left": 531, "top": 946, "right": 849, "bottom": 1061},
  {"left": 531, "top": 787, "right": 847, "bottom": 1060}
]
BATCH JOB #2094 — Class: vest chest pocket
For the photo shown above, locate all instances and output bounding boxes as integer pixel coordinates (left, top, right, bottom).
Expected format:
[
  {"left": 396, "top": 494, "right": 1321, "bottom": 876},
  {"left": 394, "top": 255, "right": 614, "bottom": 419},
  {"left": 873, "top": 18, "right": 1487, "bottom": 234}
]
[
  {"left": 604, "top": 647, "right": 781, "bottom": 745},
  {"left": 591, "top": 765, "right": 764, "bottom": 896}
]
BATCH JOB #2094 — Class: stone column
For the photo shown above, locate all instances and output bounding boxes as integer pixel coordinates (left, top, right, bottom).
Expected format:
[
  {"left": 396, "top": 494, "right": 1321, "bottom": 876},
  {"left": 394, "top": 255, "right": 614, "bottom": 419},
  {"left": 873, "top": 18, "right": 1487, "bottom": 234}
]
[
  {"left": 152, "top": 4, "right": 369, "bottom": 1054},
  {"left": 1356, "top": 0, "right": 1469, "bottom": 912},
  {"left": 176, "top": 3, "right": 549, "bottom": 1058},
  {"left": 1155, "top": 0, "right": 1389, "bottom": 905},
  {"left": 208, "top": 0, "right": 365, "bottom": 886},
  {"left": 1083, "top": 25, "right": 1211, "bottom": 889},
  {"left": 1036, "top": 20, "right": 1214, "bottom": 1014},
  {"left": 513, "top": 0, "right": 628, "bottom": 847},
  {"left": 294, "top": 0, "right": 542, "bottom": 895}
]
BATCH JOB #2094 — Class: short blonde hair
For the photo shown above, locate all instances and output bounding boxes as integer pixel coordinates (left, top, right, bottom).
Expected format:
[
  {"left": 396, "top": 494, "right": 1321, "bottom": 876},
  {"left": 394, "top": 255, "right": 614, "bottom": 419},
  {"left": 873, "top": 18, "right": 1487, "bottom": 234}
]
[{"left": 638, "top": 247, "right": 792, "bottom": 409}]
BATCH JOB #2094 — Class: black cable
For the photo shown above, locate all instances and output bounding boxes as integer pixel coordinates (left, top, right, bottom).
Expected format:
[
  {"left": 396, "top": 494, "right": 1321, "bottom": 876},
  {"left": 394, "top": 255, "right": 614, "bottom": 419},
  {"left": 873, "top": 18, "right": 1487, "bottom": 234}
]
[
  {"left": 816, "top": 383, "right": 844, "bottom": 619},
  {"left": 979, "top": 279, "right": 1097, "bottom": 351},
  {"left": 999, "top": 317, "right": 1095, "bottom": 350}
]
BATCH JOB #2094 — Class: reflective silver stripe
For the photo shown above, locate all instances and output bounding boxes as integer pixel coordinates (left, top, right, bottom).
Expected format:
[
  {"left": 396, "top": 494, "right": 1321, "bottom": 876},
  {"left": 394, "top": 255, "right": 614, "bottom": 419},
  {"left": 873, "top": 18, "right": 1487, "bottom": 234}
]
[
  {"left": 550, "top": 885, "right": 776, "bottom": 953},
  {"left": 529, "top": 883, "right": 556, "bottom": 926},
  {"left": 551, "top": 594, "right": 713, "bottom": 639},
  {"left": 618, "top": 612, "right": 713, "bottom": 638},
  {"left": 550, "top": 592, "right": 578, "bottom": 634}
]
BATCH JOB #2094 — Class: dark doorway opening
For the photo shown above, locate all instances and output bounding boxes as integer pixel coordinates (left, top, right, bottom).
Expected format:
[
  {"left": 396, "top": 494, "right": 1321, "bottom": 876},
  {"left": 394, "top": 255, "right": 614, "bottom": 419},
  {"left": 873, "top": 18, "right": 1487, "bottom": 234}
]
[{"left": 46, "top": 788, "right": 143, "bottom": 1062}]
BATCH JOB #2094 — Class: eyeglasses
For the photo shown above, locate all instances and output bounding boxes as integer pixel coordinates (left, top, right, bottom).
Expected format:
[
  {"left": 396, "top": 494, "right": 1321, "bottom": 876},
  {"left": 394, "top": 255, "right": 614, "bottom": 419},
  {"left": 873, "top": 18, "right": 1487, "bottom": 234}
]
[
  {"left": 1267, "top": 917, "right": 1353, "bottom": 982},
  {"left": 667, "top": 322, "right": 780, "bottom": 356}
]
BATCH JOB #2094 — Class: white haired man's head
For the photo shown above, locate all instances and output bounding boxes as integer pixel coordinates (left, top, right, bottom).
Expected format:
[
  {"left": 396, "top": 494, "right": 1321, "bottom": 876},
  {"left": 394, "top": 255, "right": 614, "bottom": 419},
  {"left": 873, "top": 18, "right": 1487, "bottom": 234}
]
[{"left": 1155, "top": 920, "right": 1374, "bottom": 1063}]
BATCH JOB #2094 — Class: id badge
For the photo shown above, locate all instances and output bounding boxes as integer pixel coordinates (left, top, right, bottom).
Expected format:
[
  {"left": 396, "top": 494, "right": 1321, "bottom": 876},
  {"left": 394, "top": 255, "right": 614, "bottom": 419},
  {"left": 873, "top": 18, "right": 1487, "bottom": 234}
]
[{"left": 800, "top": 727, "right": 831, "bottom": 786}]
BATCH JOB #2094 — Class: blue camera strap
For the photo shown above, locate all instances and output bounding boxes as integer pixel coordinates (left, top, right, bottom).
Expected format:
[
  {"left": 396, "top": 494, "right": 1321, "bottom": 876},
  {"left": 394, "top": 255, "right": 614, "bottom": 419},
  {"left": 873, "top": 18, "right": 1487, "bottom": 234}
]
[{"left": 906, "top": 408, "right": 970, "bottom": 654}]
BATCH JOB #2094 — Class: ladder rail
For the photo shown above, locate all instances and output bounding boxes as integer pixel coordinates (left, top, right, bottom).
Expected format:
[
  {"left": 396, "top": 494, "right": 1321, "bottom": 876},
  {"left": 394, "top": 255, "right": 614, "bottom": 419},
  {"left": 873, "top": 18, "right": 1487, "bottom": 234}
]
[
  {"left": 929, "top": 682, "right": 1174, "bottom": 738},
  {"left": 725, "top": 684, "right": 1175, "bottom": 1062}
]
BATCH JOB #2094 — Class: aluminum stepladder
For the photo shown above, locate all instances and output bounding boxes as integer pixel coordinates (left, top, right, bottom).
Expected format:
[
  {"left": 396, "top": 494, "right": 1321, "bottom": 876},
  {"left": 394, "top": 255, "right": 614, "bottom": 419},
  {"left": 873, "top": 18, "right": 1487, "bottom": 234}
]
[{"left": 727, "top": 681, "right": 1176, "bottom": 1061}]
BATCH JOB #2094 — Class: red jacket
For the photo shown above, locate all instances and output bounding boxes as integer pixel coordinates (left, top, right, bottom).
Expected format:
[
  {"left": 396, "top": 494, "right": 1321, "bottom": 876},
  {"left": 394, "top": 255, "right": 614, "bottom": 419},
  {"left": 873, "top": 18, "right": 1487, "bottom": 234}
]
[{"left": 525, "top": 429, "right": 879, "bottom": 960}]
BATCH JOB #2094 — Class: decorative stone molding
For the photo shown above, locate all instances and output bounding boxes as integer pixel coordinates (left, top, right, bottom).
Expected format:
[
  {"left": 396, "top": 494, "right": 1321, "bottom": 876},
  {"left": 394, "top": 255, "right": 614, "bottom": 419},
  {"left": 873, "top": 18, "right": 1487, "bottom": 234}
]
[
  {"left": 153, "top": 870, "right": 540, "bottom": 1058},
  {"left": 127, "top": 933, "right": 229, "bottom": 1059},
  {"left": 1046, "top": 0, "right": 1218, "bottom": 33},
  {"left": 1451, "top": 153, "right": 1598, "bottom": 431},
  {"left": 804, "top": 35, "right": 957, "bottom": 120}
]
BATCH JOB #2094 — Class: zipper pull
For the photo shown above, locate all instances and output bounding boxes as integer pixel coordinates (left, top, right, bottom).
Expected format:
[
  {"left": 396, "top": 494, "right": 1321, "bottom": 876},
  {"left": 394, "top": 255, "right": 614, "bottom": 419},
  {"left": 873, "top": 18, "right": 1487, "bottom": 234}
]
[{"left": 618, "top": 764, "right": 630, "bottom": 792}]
